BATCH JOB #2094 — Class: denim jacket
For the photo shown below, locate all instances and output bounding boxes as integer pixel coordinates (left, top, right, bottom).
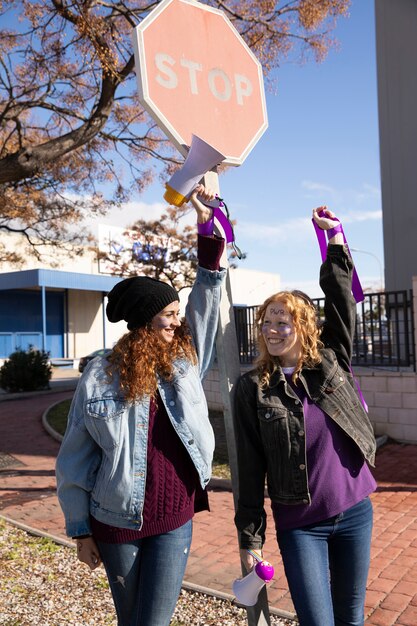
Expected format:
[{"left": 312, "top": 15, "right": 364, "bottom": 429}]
[
  {"left": 56, "top": 265, "right": 226, "bottom": 537},
  {"left": 234, "top": 245, "right": 376, "bottom": 549}
]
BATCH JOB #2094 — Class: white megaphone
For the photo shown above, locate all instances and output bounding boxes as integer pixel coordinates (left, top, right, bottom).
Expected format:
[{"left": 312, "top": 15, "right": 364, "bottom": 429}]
[
  {"left": 164, "top": 134, "right": 226, "bottom": 207},
  {"left": 232, "top": 560, "right": 275, "bottom": 607}
]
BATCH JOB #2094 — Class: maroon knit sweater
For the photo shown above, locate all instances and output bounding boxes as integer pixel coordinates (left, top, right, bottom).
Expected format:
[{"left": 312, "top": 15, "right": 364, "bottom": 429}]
[{"left": 91, "top": 234, "right": 224, "bottom": 543}]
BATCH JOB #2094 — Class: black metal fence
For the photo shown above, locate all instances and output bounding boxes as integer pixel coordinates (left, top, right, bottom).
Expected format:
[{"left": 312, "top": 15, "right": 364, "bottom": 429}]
[{"left": 234, "top": 289, "right": 415, "bottom": 370}]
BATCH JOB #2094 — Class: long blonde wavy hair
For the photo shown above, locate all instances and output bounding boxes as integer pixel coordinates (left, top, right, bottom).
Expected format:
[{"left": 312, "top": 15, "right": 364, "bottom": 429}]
[
  {"left": 106, "top": 321, "right": 197, "bottom": 402},
  {"left": 255, "top": 290, "right": 323, "bottom": 388}
]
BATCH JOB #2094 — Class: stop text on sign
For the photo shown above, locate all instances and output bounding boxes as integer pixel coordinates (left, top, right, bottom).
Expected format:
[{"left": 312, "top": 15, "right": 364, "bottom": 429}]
[
  {"left": 132, "top": 0, "right": 268, "bottom": 164},
  {"left": 155, "top": 53, "right": 253, "bottom": 105}
]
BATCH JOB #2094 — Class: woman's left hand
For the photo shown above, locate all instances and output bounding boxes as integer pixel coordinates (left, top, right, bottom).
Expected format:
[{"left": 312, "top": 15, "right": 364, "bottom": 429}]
[
  {"left": 76, "top": 536, "right": 101, "bottom": 571},
  {"left": 240, "top": 548, "right": 263, "bottom": 573},
  {"left": 189, "top": 184, "right": 216, "bottom": 224},
  {"left": 312, "top": 206, "right": 339, "bottom": 231}
]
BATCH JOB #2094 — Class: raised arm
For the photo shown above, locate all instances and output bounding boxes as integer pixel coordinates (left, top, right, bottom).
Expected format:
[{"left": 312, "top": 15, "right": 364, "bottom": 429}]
[
  {"left": 312, "top": 206, "right": 356, "bottom": 371},
  {"left": 184, "top": 184, "right": 226, "bottom": 380}
]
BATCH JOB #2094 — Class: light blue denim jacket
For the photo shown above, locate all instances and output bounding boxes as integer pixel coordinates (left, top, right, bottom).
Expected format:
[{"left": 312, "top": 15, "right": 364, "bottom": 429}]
[{"left": 56, "top": 264, "right": 226, "bottom": 537}]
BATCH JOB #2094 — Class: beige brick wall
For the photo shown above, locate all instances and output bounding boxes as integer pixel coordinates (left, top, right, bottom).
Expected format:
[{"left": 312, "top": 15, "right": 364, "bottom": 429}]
[
  {"left": 203, "top": 364, "right": 224, "bottom": 411},
  {"left": 355, "top": 369, "right": 417, "bottom": 444}
]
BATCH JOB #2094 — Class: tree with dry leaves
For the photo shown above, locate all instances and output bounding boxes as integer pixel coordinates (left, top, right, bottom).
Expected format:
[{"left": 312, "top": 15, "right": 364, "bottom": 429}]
[
  {"left": 98, "top": 202, "right": 245, "bottom": 289},
  {"left": 98, "top": 205, "right": 199, "bottom": 289},
  {"left": 0, "top": 0, "right": 350, "bottom": 266}
]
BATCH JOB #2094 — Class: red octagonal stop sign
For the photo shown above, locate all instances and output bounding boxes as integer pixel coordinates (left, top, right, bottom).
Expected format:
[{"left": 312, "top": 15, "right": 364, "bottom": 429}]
[{"left": 132, "top": 0, "right": 268, "bottom": 165}]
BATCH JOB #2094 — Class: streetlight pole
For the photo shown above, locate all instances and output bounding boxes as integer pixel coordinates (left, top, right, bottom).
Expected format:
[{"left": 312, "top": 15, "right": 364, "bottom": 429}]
[{"left": 350, "top": 247, "right": 384, "bottom": 291}]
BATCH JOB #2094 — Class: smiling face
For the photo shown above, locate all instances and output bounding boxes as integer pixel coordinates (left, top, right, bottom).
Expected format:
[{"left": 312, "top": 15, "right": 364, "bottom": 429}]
[
  {"left": 261, "top": 301, "right": 302, "bottom": 367},
  {"left": 151, "top": 301, "right": 181, "bottom": 343}
]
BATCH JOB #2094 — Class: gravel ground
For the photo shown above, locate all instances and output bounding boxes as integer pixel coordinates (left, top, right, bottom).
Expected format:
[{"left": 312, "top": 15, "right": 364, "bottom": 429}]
[{"left": 0, "top": 519, "right": 296, "bottom": 626}]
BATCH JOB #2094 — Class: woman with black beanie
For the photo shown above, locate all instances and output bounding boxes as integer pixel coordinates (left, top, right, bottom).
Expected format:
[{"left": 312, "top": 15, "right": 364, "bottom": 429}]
[{"left": 56, "top": 184, "right": 226, "bottom": 626}]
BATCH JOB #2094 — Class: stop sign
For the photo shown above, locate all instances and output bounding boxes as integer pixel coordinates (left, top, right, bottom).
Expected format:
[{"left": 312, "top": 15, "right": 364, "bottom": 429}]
[{"left": 132, "top": 0, "right": 268, "bottom": 165}]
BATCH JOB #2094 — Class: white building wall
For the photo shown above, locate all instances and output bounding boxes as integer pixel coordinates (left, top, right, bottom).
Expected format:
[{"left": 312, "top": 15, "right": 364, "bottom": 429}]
[
  {"left": 66, "top": 292, "right": 129, "bottom": 359},
  {"left": 67, "top": 291, "right": 104, "bottom": 358},
  {"left": 229, "top": 268, "right": 280, "bottom": 306},
  {"left": 104, "top": 314, "right": 129, "bottom": 351},
  {"left": 0, "top": 231, "right": 99, "bottom": 275}
]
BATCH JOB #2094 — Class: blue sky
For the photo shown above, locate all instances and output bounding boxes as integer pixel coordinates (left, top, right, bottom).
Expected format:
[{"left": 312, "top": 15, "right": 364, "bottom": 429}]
[{"left": 97, "top": 0, "right": 383, "bottom": 299}]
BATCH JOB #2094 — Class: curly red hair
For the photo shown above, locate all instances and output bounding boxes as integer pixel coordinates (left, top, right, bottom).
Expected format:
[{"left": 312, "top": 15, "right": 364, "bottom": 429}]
[
  {"left": 255, "top": 291, "right": 323, "bottom": 388},
  {"left": 106, "top": 321, "right": 197, "bottom": 402}
]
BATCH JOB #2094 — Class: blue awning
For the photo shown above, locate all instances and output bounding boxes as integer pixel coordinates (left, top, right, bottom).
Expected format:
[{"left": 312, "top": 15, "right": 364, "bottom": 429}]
[{"left": 0, "top": 269, "right": 122, "bottom": 292}]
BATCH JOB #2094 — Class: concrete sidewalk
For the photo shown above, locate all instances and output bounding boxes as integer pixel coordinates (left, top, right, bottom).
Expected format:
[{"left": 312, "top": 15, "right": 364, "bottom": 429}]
[{"left": 0, "top": 385, "right": 416, "bottom": 625}]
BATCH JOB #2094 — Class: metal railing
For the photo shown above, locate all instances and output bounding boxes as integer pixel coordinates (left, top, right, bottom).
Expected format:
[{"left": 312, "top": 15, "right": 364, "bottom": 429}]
[{"left": 233, "top": 289, "right": 415, "bottom": 370}]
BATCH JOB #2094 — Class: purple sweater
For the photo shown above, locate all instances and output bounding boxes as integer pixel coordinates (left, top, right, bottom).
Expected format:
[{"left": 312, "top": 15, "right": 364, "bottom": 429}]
[
  {"left": 91, "top": 234, "right": 224, "bottom": 543},
  {"left": 271, "top": 375, "right": 377, "bottom": 531}
]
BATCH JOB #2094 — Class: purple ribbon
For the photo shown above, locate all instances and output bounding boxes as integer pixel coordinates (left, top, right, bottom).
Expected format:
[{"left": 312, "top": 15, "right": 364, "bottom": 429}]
[
  {"left": 197, "top": 217, "right": 214, "bottom": 236},
  {"left": 312, "top": 211, "right": 368, "bottom": 413},
  {"left": 213, "top": 205, "right": 234, "bottom": 243},
  {"left": 196, "top": 196, "right": 235, "bottom": 243},
  {"left": 312, "top": 213, "right": 364, "bottom": 304}
]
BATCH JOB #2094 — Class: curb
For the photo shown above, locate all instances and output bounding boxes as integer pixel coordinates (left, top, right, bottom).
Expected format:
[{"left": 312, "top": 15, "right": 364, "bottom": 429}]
[
  {"left": 208, "top": 476, "right": 233, "bottom": 490},
  {"left": 42, "top": 400, "right": 65, "bottom": 443},
  {"left": 375, "top": 434, "right": 388, "bottom": 448},
  {"left": 0, "top": 514, "right": 75, "bottom": 549},
  {"left": 181, "top": 580, "right": 297, "bottom": 621},
  {"left": 0, "top": 380, "right": 78, "bottom": 402}
]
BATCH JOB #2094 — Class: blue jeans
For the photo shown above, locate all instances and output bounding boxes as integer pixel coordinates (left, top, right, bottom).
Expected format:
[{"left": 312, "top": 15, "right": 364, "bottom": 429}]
[
  {"left": 97, "top": 520, "right": 192, "bottom": 626},
  {"left": 277, "top": 498, "right": 373, "bottom": 626}
]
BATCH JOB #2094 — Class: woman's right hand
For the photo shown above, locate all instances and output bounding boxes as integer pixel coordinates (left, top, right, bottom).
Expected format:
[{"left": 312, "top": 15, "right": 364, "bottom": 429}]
[
  {"left": 240, "top": 548, "right": 263, "bottom": 573},
  {"left": 76, "top": 536, "right": 101, "bottom": 571}
]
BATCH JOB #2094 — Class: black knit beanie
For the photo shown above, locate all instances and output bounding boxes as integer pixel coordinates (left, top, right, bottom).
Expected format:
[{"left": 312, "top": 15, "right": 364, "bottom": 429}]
[{"left": 106, "top": 276, "right": 179, "bottom": 330}]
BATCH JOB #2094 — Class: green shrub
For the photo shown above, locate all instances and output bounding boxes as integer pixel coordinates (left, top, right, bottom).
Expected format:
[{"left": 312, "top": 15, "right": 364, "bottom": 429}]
[{"left": 0, "top": 346, "right": 52, "bottom": 392}]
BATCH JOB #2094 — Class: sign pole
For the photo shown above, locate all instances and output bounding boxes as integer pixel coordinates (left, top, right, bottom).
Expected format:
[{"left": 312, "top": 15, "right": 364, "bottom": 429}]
[{"left": 204, "top": 171, "right": 271, "bottom": 626}]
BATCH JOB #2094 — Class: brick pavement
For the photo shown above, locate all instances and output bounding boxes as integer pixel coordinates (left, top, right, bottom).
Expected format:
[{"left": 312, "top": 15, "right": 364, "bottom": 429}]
[{"left": 1, "top": 389, "right": 416, "bottom": 625}]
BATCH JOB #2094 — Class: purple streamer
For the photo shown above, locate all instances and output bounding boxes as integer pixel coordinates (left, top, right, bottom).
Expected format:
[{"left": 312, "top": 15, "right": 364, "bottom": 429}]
[
  {"left": 312, "top": 213, "right": 369, "bottom": 413},
  {"left": 197, "top": 195, "right": 235, "bottom": 243},
  {"left": 213, "top": 205, "right": 234, "bottom": 243},
  {"left": 312, "top": 217, "right": 364, "bottom": 304}
]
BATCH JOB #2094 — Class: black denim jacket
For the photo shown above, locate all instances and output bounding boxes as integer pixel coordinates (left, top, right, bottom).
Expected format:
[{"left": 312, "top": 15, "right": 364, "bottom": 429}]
[{"left": 234, "top": 245, "right": 376, "bottom": 550}]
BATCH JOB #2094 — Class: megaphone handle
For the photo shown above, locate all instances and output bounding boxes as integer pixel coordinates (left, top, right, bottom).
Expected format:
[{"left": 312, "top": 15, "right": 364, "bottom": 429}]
[
  {"left": 247, "top": 549, "right": 263, "bottom": 563},
  {"left": 195, "top": 194, "right": 222, "bottom": 209}
]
